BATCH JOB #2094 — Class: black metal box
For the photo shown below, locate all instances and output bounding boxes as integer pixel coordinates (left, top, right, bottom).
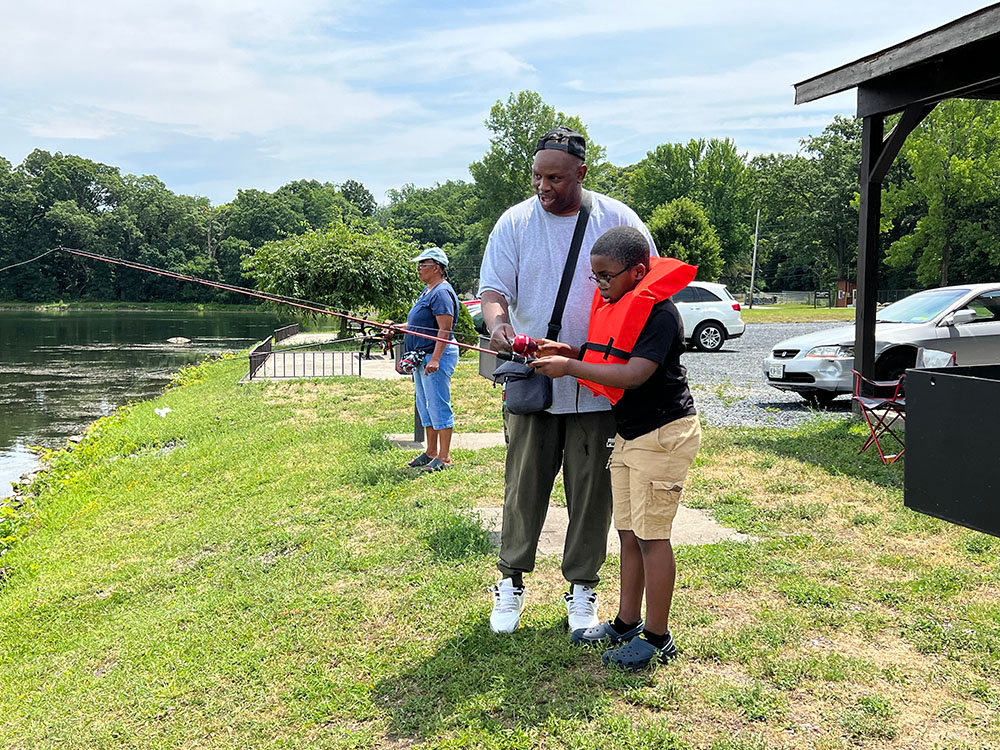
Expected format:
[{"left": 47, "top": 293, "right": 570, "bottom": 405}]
[
  {"left": 905, "top": 364, "right": 1000, "bottom": 537},
  {"left": 478, "top": 335, "right": 498, "bottom": 380}
]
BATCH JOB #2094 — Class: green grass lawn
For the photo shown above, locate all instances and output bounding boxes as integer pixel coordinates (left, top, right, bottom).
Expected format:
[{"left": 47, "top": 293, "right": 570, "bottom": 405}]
[
  {"left": 741, "top": 304, "right": 857, "bottom": 324},
  {"left": 2, "top": 356, "right": 998, "bottom": 748}
]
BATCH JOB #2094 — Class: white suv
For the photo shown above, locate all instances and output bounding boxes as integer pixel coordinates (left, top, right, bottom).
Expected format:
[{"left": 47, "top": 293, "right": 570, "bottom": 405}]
[{"left": 672, "top": 281, "right": 746, "bottom": 351}]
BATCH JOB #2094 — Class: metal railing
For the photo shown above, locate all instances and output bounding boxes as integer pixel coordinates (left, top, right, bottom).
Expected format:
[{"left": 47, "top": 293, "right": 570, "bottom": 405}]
[
  {"left": 273, "top": 323, "right": 300, "bottom": 343},
  {"left": 248, "top": 337, "right": 364, "bottom": 381},
  {"left": 248, "top": 336, "right": 273, "bottom": 379}
]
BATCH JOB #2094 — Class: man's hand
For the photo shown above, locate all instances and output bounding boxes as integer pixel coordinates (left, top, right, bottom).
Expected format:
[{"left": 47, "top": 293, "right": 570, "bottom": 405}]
[
  {"left": 529, "top": 355, "right": 572, "bottom": 378},
  {"left": 489, "top": 323, "right": 515, "bottom": 353},
  {"left": 534, "top": 338, "right": 576, "bottom": 358},
  {"left": 481, "top": 291, "right": 513, "bottom": 353}
]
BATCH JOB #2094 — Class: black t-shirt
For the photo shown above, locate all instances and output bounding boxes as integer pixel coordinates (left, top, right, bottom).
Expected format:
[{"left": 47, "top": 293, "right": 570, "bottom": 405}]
[{"left": 611, "top": 299, "right": 696, "bottom": 440}]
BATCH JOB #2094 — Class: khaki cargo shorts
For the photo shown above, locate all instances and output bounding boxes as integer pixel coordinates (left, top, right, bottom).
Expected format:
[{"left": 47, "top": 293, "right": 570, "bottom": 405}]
[{"left": 609, "top": 415, "right": 701, "bottom": 541}]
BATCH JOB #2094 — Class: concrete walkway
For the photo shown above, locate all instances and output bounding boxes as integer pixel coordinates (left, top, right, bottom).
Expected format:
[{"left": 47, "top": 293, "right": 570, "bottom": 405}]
[
  {"left": 386, "top": 432, "right": 506, "bottom": 451},
  {"left": 472, "top": 504, "right": 752, "bottom": 554},
  {"left": 387, "top": 431, "right": 752, "bottom": 552}
]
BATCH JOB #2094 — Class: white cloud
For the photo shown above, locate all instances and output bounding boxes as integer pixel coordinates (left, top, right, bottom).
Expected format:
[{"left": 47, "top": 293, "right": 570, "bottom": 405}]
[
  {"left": 0, "top": 0, "right": 991, "bottom": 203},
  {"left": 1, "top": 0, "right": 408, "bottom": 141}
]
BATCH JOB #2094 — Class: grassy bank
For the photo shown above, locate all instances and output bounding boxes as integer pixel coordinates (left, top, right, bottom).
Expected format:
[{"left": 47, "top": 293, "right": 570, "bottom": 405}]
[
  {"left": 741, "top": 304, "right": 856, "bottom": 324},
  {"left": 2, "top": 358, "right": 997, "bottom": 748}
]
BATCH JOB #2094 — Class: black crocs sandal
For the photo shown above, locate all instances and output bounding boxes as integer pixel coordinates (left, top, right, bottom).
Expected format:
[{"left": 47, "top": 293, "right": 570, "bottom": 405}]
[
  {"left": 602, "top": 632, "right": 677, "bottom": 670},
  {"left": 421, "top": 458, "right": 452, "bottom": 472},
  {"left": 407, "top": 452, "right": 432, "bottom": 468},
  {"left": 572, "top": 619, "right": 643, "bottom": 646}
]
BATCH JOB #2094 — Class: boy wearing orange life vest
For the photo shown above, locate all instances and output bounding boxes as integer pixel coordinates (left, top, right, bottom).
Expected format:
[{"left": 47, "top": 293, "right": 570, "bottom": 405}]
[{"left": 529, "top": 225, "right": 701, "bottom": 670}]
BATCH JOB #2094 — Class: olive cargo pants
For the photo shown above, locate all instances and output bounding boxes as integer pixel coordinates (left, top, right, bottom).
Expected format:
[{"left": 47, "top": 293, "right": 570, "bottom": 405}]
[{"left": 498, "top": 409, "right": 617, "bottom": 587}]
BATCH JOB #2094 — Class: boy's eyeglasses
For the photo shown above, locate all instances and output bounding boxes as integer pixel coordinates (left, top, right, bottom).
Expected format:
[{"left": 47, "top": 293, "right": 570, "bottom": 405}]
[{"left": 588, "top": 265, "right": 633, "bottom": 287}]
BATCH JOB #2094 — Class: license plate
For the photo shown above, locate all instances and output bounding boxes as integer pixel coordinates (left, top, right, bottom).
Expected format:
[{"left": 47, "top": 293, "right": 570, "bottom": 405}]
[{"left": 768, "top": 364, "right": 784, "bottom": 379}]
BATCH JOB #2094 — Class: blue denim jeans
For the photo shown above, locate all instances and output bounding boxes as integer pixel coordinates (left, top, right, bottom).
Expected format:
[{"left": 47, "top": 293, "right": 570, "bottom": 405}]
[{"left": 413, "top": 344, "right": 459, "bottom": 429}]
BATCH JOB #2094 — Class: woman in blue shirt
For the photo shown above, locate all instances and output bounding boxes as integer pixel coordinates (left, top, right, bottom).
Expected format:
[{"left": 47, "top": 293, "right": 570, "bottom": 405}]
[{"left": 405, "top": 247, "right": 460, "bottom": 471}]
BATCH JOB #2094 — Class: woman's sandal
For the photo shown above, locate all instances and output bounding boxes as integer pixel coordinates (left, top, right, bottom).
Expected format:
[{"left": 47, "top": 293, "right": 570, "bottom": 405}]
[
  {"left": 407, "top": 452, "right": 433, "bottom": 468},
  {"left": 601, "top": 633, "right": 677, "bottom": 671},
  {"left": 421, "top": 458, "right": 452, "bottom": 472}
]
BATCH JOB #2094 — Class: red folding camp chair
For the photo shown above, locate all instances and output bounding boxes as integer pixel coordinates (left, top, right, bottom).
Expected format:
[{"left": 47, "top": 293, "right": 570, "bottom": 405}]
[
  {"left": 852, "top": 370, "right": 906, "bottom": 463},
  {"left": 852, "top": 348, "right": 956, "bottom": 464}
]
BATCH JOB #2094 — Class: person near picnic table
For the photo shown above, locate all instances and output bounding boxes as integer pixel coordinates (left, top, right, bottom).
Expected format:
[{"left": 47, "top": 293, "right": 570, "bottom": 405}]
[{"left": 404, "top": 247, "right": 460, "bottom": 472}]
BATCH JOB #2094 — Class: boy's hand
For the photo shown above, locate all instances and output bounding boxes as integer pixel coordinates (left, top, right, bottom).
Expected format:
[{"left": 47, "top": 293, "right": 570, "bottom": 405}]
[
  {"left": 534, "top": 338, "right": 576, "bottom": 358},
  {"left": 530, "top": 355, "right": 571, "bottom": 378}
]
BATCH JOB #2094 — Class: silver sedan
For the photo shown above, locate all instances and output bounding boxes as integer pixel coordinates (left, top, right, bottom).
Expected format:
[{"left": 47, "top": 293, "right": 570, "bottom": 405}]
[{"left": 762, "top": 283, "right": 1000, "bottom": 405}]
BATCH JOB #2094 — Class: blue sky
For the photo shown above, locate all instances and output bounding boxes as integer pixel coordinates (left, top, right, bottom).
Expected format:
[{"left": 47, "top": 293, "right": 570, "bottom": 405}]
[{"left": 1, "top": 1, "right": 991, "bottom": 205}]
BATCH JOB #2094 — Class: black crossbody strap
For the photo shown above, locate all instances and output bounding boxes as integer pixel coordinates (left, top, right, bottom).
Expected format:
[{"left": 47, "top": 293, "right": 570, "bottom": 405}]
[
  {"left": 546, "top": 190, "right": 593, "bottom": 341},
  {"left": 579, "top": 340, "right": 632, "bottom": 361}
]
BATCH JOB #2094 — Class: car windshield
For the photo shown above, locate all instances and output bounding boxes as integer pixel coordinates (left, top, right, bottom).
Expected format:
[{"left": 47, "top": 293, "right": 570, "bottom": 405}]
[{"left": 876, "top": 289, "right": 970, "bottom": 323}]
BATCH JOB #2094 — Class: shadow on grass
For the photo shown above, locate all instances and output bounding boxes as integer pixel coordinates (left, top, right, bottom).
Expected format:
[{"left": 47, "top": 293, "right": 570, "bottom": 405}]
[
  {"left": 710, "top": 417, "right": 904, "bottom": 488},
  {"left": 374, "top": 615, "right": 611, "bottom": 742}
]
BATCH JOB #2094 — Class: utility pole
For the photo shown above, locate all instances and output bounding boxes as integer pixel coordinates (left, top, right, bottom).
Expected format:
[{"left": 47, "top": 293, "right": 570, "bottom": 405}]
[{"left": 749, "top": 207, "right": 760, "bottom": 309}]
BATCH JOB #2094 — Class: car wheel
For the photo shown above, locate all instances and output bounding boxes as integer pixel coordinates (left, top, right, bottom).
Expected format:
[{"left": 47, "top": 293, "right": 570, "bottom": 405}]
[
  {"left": 801, "top": 390, "right": 838, "bottom": 407},
  {"left": 875, "top": 348, "right": 917, "bottom": 382},
  {"left": 693, "top": 322, "right": 725, "bottom": 352}
]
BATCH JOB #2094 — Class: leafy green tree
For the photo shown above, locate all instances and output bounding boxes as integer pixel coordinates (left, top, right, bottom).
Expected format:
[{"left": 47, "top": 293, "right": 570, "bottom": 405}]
[
  {"left": 385, "top": 180, "right": 475, "bottom": 248},
  {"left": 629, "top": 138, "right": 752, "bottom": 282},
  {"left": 384, "top": 180, "right": 480, "bottom": 292},
  {"left": 747, "top": 152, "right": 817, "bottom": 291},
  {"left": 276, "top": 180, "right": 349, "bottom": 229},
  {"left": 798, "top": 118, "right": 865, "bottom": 285},
  {"left": 468, "top": 90, "right": 609, "bottom": 236},
  {"left": 695, "top": 139, "right": 754, "bottom": 282},
  {"left": 884, "top": 100, "right": 1000, "bottom": 286},
  {"left": 340, "top": 179, "right": 377, "bottom": 218},
  {"left": 628, "top": 141, "right": 698, "bottom": 218},
  {"left": 589, "top": 162, "right": 632, "bottom": 203},
  {"left": 647, "top": 198, "right": 723, "bottom": 280},
  {"left": 746, "top": 117, "right": 892, "bottom": 292},
  {"left": 217, "top": 189, "right": 303, "bottom": 248},
  {"left": 241, "top": 218, "right": 421, "bottom": 333}
]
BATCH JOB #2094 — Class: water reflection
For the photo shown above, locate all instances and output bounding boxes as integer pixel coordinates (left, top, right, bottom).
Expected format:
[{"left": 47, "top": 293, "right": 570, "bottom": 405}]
[{"left": 0, "top": 309, "right": 286, "bottom": 497}]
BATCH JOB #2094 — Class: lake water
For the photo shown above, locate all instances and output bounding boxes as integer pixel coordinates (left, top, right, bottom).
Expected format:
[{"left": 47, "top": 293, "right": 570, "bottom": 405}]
[{"left": 0, "top": 309, "right": 286, "bottom": 498}]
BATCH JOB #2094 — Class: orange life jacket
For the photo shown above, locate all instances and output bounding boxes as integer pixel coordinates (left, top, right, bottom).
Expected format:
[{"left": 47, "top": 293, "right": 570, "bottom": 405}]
[{"left": 577, "top": 256, "right": 698, "bottom": 405}]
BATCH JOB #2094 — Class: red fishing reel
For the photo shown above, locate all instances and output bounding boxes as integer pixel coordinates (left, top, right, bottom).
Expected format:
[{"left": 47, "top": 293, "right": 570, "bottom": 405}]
[{"left": 511, "top": 334, "right": 538, "bottom": 356}]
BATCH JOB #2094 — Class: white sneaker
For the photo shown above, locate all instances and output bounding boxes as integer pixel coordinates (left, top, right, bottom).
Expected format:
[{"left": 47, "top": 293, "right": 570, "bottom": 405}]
[
  {"left": 489, "top": 578, "right": 526, "bottom": 633},
  {"left": 563, "top": 585, "right": 599, "bottom": 632}
]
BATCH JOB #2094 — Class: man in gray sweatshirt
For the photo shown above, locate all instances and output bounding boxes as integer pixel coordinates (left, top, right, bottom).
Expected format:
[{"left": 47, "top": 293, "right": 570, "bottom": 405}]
[{"left": 478, "top": 126, "right": 656, "bottom": 635}]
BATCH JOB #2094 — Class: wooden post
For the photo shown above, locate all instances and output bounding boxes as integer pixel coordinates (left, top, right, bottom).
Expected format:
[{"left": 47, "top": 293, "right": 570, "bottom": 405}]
[
  {"left": 855, "top": 104, "right": 934, "bottom": 395},
  {"left": 855, "top": 114, "right": 884, "bottom": 388}
]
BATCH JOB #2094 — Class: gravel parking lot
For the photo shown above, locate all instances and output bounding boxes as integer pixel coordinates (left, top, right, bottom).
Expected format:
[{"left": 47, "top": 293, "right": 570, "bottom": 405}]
[{"left": 683, "top": 321, "right": 853, "bottom": 428}]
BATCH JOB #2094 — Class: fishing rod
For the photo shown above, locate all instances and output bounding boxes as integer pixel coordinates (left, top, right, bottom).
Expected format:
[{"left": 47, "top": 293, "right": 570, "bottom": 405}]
[{"left": 48, "top": 247, "right": 534, "bottom": 363}]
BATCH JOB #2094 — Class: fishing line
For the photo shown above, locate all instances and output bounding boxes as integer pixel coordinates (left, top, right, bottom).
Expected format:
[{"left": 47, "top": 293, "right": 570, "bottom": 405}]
[
  {"left": 62, "top": 248, "right": 482, "bottom": 341},
  {"left": 0, "top": 248, "right": 59, "bottom": 273},
  {"left": 6, "top": 247, "right": 531, "bottom": 363},
  {"left": 1, "top": 246, "right": 468, "bottom": 340}
]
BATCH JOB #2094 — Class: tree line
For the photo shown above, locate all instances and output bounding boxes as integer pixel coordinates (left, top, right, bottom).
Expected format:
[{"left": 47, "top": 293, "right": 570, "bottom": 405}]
[{"left": 2, "top": 91, "right": 998, "bottom": 314}]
